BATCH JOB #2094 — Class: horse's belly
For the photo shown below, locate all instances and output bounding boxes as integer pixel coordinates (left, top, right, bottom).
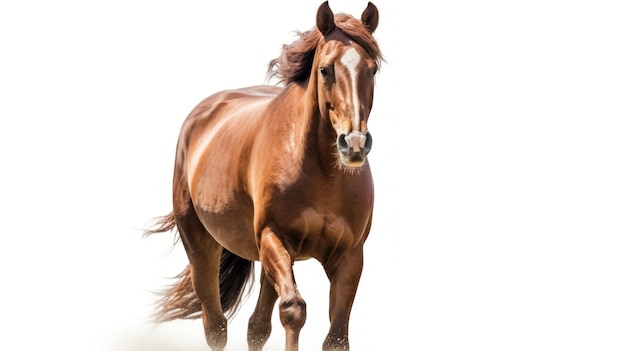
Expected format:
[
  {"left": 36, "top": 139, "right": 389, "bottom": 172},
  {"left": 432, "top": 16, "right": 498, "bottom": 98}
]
[{"left": 194, "top": 195, "right": 260, "bottom": 261}]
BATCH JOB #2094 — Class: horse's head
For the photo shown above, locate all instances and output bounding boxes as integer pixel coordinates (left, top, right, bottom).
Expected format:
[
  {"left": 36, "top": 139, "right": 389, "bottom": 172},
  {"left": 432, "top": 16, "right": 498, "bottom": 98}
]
[{"left": 315, "top": 1, "right": 380, "bottom": 169}]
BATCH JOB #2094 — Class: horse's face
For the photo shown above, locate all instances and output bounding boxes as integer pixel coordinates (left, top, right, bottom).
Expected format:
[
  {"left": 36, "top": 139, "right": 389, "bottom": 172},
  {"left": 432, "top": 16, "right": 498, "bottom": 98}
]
[{"left": 316, "top": 2, "right": 379, "bottom": 169}]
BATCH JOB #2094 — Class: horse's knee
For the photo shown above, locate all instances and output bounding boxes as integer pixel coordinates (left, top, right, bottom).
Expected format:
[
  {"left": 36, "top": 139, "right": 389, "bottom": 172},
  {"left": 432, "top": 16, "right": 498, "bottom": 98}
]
[{"left": 279, "top": 295, "right": 307, "bottom": 331}]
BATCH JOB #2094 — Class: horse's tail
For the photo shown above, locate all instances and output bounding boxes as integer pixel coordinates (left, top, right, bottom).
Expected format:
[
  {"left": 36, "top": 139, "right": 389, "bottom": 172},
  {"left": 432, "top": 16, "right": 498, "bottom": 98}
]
[
  {"left": 144, "top": 212, "right": 255, "bottom": 322},
  {"left": 218, "top": 249, "right": 255, "bottom": 318},
  {"left": 143, "top": 212, "right": 176, "bottom": 237}
]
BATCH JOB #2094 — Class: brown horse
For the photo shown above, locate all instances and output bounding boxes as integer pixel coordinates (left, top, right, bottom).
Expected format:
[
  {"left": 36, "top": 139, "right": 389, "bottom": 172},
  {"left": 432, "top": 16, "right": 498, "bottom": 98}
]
[{"left": 145, "top": 2, "right": 382, "bottom": 350}]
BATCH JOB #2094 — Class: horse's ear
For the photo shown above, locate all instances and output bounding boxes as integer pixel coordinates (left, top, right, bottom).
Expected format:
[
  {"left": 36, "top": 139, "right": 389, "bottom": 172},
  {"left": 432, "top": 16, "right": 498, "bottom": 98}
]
[
  {"left": 361, "top": 2, "right": 379, "bottom": 33},
  {"left": 316, "top": 1, "right": 336, "bottom": 36}
]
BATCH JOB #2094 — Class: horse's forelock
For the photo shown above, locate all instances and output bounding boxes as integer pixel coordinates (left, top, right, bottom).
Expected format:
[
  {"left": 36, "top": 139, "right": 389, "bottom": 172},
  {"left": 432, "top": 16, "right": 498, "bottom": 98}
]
[{"left": 267, "top": 14, "right": 382, "bottom": 85}]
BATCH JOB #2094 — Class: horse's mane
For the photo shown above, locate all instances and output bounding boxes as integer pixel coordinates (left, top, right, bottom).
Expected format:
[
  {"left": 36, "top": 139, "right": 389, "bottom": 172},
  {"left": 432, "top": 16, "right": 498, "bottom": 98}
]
[{"left": 267, "top": 13, "right": 383, "bottom": 85}]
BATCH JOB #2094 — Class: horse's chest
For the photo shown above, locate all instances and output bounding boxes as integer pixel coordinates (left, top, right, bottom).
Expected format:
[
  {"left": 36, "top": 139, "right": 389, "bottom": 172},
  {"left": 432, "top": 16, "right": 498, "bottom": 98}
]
[{"left": 286, "top": 205, "right": 369, "bottom": 258}]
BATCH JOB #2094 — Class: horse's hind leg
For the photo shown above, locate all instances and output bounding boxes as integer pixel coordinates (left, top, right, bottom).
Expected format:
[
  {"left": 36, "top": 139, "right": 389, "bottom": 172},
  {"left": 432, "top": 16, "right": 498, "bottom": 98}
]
[
  {"left": 259, "top": 227, "right": 306, "bottom": 351},
  {"left": 176, "top": 206, "right": 227, "bottom": 351},
  {"left": 247, "top": 268, "right": 278, "bottom": 351}
]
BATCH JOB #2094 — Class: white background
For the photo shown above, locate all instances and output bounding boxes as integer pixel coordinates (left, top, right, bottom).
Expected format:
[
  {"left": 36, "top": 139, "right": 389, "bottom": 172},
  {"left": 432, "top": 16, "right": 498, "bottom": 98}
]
[{"left": 1, "top": 1, "right": 625, "bottom": 350}]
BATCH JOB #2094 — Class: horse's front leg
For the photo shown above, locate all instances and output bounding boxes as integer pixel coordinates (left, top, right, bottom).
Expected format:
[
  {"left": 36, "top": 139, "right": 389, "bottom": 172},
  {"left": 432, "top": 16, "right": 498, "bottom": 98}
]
[
  {"left": 259, "top": 227, "right": 306, "bottom": 351},
  {"left": 248, "top": 268, "right": 278, "bottom": 351},
  {"left": 322, "top": 244, "right": 364, "bottom": 351}
]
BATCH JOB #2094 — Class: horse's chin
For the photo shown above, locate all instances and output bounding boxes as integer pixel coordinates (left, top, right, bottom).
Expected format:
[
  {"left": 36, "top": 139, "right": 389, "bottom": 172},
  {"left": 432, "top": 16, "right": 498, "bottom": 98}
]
[{"left": 336, "top": 155, "right": 368, "bottom": 174}]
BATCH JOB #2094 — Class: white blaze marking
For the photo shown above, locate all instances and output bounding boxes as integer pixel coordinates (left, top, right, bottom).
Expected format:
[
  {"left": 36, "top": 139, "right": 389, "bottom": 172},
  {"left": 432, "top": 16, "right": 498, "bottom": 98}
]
[{"left": 340, "top": 47, "right": 362, "bottom": 132}]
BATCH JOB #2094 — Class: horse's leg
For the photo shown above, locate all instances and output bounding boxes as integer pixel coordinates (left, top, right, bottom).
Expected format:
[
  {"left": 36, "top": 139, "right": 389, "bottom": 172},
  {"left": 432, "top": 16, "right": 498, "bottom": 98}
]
[
  {"left": 259, "top": 227, "right": 306, "bottom": 351},
  {"left": 247, "top": 268, "right": 278, "bottom": 351},
  {"left": 322, "top": 244, "right": 364, "bottom": 351},
  {"left": 176, "top": 206, "right": 227, "bottom": 351}
]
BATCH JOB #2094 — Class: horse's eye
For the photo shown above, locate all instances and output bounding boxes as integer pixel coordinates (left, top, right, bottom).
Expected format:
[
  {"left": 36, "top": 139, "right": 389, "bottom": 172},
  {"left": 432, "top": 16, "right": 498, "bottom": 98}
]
[
  {"left": 320, "top": 67, "right": 329, "bottom": 77},
  {"left": 371, "top": 67, "right": 378, "bottom": 76}
]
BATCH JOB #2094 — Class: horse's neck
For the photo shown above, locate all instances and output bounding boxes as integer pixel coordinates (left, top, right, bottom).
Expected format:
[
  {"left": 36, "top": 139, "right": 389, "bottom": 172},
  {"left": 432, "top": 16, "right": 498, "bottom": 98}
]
[{"left": 272, "top": 82, "right": 338, "bottom": 176}]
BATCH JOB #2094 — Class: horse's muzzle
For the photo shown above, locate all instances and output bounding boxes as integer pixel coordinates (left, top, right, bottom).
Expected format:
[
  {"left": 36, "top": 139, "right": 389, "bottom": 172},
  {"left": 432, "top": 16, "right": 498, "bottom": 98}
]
[{"left": 337, "top": 132, "right": 372, "bottom": 164}]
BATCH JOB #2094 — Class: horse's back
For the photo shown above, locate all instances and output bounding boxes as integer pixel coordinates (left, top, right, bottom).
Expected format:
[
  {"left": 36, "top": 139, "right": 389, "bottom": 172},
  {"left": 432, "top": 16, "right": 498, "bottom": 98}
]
[{"left": 183, "top": 85, "right": 280, "bottom": 136}]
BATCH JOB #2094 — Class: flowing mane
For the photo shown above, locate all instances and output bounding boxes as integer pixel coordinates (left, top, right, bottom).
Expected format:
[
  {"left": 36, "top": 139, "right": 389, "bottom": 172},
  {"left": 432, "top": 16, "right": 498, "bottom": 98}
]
[{"left": 267, "top": 13, "right": 383, "bottom": 84}]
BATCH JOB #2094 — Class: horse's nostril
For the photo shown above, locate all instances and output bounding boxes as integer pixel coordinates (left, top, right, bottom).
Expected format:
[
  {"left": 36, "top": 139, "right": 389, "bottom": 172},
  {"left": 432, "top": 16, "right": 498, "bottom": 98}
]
[
  {"left": 363, "top": 132, "right": 373, "bottom": 154},
  {"left": 337, "top": 134, "right": 351, "bottom": 155},
  {"left": 337, "top": 132, "right": 372, "bottom": 157}
]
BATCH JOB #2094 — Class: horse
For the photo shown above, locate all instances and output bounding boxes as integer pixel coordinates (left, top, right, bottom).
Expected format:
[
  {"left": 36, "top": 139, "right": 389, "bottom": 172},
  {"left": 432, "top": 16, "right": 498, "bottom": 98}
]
[{"left": 144, "top": 2, "right": 382, "bottom": 350}]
